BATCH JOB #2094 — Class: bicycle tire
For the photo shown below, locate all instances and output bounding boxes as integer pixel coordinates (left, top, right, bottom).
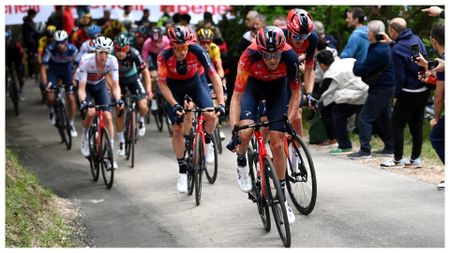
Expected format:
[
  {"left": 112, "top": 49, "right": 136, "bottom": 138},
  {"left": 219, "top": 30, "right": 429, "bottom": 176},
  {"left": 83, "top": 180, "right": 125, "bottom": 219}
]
[
  {"left": 131, "top": 110, "right": 136, "bottom": 168},
  {"left": 88, "top": 126, "right": 100, "bottom": 181},
  {"left": 263, "top": 156, "right": 291, "bottom": 248},
  {"left": 100, "top": 128, "right": 114, "bottom": 189},
  {"left": 125, "top": 111, "right": 132, "bottom": 160},
  {"left": 145, "top": 99, "right": 151, "bottom": 125},
  {"left": 286, "top": 136, "right": 317, "bottom": 215},
  {"left": 247, "top": 145, "right": 270, "bottom": 232},
  {"left": 194, "top": 134, "right": 204, "bottom": 206},
  {"left": 60, "top": 103, "right": 72, "bottom": 150},
  {"left": 186, "top": 132, "right": 195, "bottom": 195},
  {"left": 153, "top": 96, "right": 164, "bottom": 132},
  {"left": 205, "top": 134, "right": 218, "bottom": 184},
  {"left": 214, "top": 127, "right": 223, "bottom": 154},
  {"left": 55, "top": 104, "right": 67, "bottom": 145}
]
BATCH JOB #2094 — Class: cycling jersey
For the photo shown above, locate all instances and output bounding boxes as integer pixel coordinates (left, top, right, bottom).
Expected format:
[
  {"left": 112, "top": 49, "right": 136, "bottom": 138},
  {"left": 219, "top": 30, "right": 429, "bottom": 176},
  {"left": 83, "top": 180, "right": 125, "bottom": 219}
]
[
  {"left": 234, "top": 42, "right": 300, "bottom": 93},
  {"left": 157, "top": 43, "right": 217, "bottom": 82},
  {"left": 207, "top": 42, "right": 221, "bottom": 63},
  {"left": 42, "top": 42, "right": 78, "bottom": 67},
  {"left": 114, "top": 47, "right": 147, "bottom": 78},
  {"left": 76, "top": 39, "right": 95, "bottom": 63},
  {"left": 78, "top": 53, "right": 119, "bottom": 85},
  {"left": 38, "top": 36, "right": 49, "bottom": 55},
  {"left": 142, "top": 36, "right": 170, "bottom": 61},
  {"left": 283, "top": 29, "right": 318, "bottom": 67}
]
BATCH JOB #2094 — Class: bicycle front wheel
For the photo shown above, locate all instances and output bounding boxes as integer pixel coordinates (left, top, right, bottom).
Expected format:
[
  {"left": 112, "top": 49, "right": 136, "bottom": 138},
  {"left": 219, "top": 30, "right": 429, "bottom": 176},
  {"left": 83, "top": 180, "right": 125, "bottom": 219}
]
[
  {"left": 194, "top": 134, "right": 204, "bottom": 206},
  {"left": 88, "top": 126, "right": 99, "bottom": 181},
  {"left": 286, "top": 136, "right": 317, "bottom": 215},
  {"left": 205, "top": 134, "right": 218, "bottom": 184},
  {"left": 263, "top": 156, "right": 291, "bottom": 248},
  {"left": 100, "top": 128, "right": 115, "bottom": 189}
]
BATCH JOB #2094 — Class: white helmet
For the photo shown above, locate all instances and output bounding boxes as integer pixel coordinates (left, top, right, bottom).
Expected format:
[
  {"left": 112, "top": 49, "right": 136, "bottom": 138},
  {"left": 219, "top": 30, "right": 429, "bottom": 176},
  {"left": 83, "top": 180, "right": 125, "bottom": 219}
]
[
  {"left": 94, "top": 36, "right": 113, "bottom": 53},
  {"left": 54, "top": 30, "right": 68, "bottom": 42}
]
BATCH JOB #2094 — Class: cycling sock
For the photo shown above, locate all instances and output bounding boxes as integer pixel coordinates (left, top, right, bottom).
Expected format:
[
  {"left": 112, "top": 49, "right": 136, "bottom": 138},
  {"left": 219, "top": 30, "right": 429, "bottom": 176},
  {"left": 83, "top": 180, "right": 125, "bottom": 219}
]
[
  {"left": 111, "top": 139, "right": 114, "bottom": 150},
  {"left": 70, "top": 120, "right": 75, "bottom": 127},
  {"left": 48, "top": 106, "right": 54, "bottom": 114},
  {"left": 178, "top": 158, "right": 187, "bottom": 174},
  {"left": 237, "top": 153, "right": 247, "bottom": 167},
  {"left": 289, "top": 144, "right": 299, "bottom": 169},
  {"left": 117, "top": 131, "right": 125, "bottom": 143},
  {"left": 205, "top": 133, "right": 212, "bottom": 144},
  {"left": 151, "top": 99, "right": 158, "bottom": 110},
  {"left": 82, "top": 127, "right": 89, "bottom": 136}
]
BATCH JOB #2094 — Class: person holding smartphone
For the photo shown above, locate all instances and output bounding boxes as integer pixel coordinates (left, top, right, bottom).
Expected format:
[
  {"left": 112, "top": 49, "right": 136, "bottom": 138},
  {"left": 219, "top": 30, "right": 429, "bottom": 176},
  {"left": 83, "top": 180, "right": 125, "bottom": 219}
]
[{"left": 377, "top": 17, "right": 430, "bottom": 169}]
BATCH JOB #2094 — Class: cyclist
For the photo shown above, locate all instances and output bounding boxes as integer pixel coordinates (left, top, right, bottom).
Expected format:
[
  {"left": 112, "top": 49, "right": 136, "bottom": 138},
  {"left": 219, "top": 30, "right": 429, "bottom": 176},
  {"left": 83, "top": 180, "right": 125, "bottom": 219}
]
[
  {"left": 37, "top": 25, "right": 56, "bottom": 64},
  {"left": 134, "top": 26, "right": 148, "bottom": 53},
  {"left": 113, "top": 33, "right": 153, "bottom": 157},
  {"left": 229, "top": 26, "right": 301, "bottom": 224},
  {"left": 142, "top": 27, "right": 170, "bottom": 80},
  {"left": 157, "top": 25, "right": 225, "bottom": 193},
  {"left": 40, "top": 30, "right": 79, "bottom": 137},
  {"left": 284, "top": 8, "right": 318, "bottom": 172},
  {"left": 76, "top": 25, "right": 102, "bottom": 63},
  {"left": 5, "top": 30, "right": 25, "bottom": 99},
  {"left": 78, "top": 36, "right": 124, "bottom": 169}
]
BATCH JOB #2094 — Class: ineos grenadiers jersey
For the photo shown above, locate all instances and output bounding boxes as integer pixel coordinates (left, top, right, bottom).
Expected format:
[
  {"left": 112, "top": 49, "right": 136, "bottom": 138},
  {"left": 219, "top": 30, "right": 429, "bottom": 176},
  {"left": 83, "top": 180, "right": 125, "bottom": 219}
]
[
  {"left": 157, "top": 43, "right": 217, "bottom": 82},
  {"left": 113, "top": 47, "right": 147, "bottom": 78},
  {"left": 234, "top": 43, "right": 300, "bottom": 92},
  {"left": 78, "top": 53, "right": 119, "bottom": 85},
  {"left": 42, "top": 41, "right": 78, "bottom": 67},
  {"left": 283, "top": 29, "right": 318, "bottom": 67}
]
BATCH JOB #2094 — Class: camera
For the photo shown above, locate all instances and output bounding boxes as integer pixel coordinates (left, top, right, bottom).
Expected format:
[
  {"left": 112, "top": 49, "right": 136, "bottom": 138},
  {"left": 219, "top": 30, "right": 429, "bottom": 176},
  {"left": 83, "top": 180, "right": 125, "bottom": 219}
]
[
  {"left": 375, "top": 34, "right": 384, "bottom": 41},
  {"left": 410, "top": 43, "right": 420, "bottom": 61},
  {"left": 428, "top": 60, "right": 439, "bottom": 70}
]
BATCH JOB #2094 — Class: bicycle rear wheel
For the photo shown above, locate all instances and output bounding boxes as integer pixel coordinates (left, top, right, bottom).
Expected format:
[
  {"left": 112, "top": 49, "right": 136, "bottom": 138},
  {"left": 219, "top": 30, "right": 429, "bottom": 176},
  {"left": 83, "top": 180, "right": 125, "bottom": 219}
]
[
  {"left": 154, "top": 96, "right": 164, "bottom": 132},
  {"left": 214, "top": 126, "right": 223, "bottom": 154},
  {"left": 247, "top": 145, "right": 270, "bottom": 232},
  {"left": 125, "top": 111, "right": 132, "bottom": 160},
  {"left": 194, "top": 134, "right": 204, "bottom": 206},
  {"left": 186, "top": 132, "right": 195, "bottom": 195},
  {"left": 55, "top": 103, "right": 72, "bottom": 150},
  {"left": 131, "top": 111, "right": 136, "bottom": 168},
  {"left": 263, "top": 156, "right": 291, "bottom": 248},
  {"left": 100, "top": 128, "right": 115, "bottom": 189},
  {"left": 286, "top": 136, "right": 317, "bottom": 215},
  {"left": 88, "top": 126, "right": 99, "bottom": 181},
  {"left": 205, "top": 134, "right": 218, "bottom": 184}
]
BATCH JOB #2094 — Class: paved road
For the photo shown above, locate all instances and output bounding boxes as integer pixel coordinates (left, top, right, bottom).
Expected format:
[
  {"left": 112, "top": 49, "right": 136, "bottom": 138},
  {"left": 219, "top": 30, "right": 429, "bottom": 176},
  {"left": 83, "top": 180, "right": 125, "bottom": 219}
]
[{"left": 5, "top": 80, "right": 445, "bottom": 247}]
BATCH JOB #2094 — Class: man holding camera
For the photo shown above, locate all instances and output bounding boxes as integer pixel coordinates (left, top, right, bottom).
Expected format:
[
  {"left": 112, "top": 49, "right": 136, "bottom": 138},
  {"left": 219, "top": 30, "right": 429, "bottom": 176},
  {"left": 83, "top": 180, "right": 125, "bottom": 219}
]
[{"left": 378, "top": 18, "right": 429, "bottom": 168}]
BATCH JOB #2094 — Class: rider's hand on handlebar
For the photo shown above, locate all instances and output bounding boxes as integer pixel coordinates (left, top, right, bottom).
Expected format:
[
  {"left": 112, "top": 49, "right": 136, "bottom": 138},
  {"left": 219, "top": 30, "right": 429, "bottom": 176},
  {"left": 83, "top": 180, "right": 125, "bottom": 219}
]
[
  {"left": 172, "top": 103, "right": 184, "bottom": 116},
  {"left": 116, "top": 99, "right": 125, "bottom": 110},
  {"left": 216, "top": 104, "right": 226, "bottom": 116},
  {"left": 306, "top": 93, "right": 318, "bottom": 110}
]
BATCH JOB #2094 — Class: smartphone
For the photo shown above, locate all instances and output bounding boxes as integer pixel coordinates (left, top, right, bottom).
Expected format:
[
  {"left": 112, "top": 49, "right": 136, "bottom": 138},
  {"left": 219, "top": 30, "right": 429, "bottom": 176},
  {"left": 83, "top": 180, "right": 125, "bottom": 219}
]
[
  {"left": 375, "top": 34, "right": 384, "bottom": 41},
  {"left": 428, "top": 60, "right": 439, "bottom": 70},
  {"left": 411, "top": 43, "right": 420, "bottom": 61}
]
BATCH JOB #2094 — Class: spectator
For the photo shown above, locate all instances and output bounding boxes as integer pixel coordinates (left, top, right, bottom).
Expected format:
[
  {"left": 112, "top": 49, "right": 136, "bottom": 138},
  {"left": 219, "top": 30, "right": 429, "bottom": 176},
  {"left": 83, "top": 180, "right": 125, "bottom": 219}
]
[
  {"left": 157, "top": 6, "right": 171, "bottom": 27},
  {"left": 76, "top": 6, "right": 89, "bottom": 19},
  {"left": 180, "top": 13, "right": 196, "bottom": 33},
  {"left": 197, "top": 12, "right": 224, "bottom": 44},
  {"left": 22, "top": 8, "right": 38, "bottom": 78},
  {"left": 272, "top": 15, "right": 287, "bottom": 29},
  {"left": 5, "top": 30, "right": 25, "bottom": 98},
  {"left": 379, "top": 18, "right": 429, "bottom": 168},
  {"left": 340, "top": 7, "right": 369, "bottom": 63},
  {"left": 237, "top": 13, "right": 266, "bottom": 53},
  {"left": 47, "top": 6, "right": 64, "bottom": 30},
  {"left": 348, "top": 20, "right": 395, "bottom": 159},
  {"left": 96, "top": 7, "right": 113, "bottom": 31},
  {"left": 245, "top": 10, "right": 259, "bottom": 30},
  {"left": 421, "top": 6, "right": 445, "bottom": 18},
  {"left": 103, "top": 20, "right": 126, "bottom": 41},
  {"left": 136, "top": 9, "right": 152, "bottom": 29},
  {"left": 316, "top": 50, "right": 368, "bottom": 155},
  {"left": 119, "top": 5, "right": 136, "bottom": 24},
  {"left": 72, "top": 13, "right": 91, "bottom": 48},
  {"left": 63, "top": 6, "right": 75, "bottom": 36},
  {"left": 314, "top": 20, "right": 338, "bottom": 49}
]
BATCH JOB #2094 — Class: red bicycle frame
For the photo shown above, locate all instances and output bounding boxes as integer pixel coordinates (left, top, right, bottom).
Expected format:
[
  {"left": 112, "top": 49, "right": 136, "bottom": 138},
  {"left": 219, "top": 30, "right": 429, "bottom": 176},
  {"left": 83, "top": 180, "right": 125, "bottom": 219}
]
[
  {"left": 95, "top": 110, "right": 106, "bottom": 158},
  {"left": 192, "top": 113, "right": 206, "bottom": 166},
  {"left": 253, "top": 129, "right": 270, "bottom": 198}
]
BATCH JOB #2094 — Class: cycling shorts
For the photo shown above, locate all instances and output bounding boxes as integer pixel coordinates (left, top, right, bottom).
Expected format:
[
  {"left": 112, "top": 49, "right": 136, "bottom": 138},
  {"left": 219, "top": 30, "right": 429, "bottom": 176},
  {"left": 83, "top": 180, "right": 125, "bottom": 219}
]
[
  {"left": 85, "top": 80, "right": 112, "bottom": 112},
  {"left": 147, "top": 53, "right": 158, "bottom": 71},
  {"left": 48, "top": 65, "right": 76, "bottom": 94},
  {"left": 119, "top": 74, "right": 146, "bottom": 98},
  {"left": 165, "top": 73, "right": 214, "bottom": 124},
  {"left": 239, "top": 76, "right": 288, "bottom": 132}
]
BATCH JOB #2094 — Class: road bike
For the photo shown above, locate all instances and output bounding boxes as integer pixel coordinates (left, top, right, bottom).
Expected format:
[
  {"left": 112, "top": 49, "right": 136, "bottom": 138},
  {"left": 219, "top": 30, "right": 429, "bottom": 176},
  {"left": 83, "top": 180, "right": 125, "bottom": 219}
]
[
  {"left": 50, "top": 82, "right": 72, "bottom": 150},
  {"left": 124, "top": 93, "right": 146, "bottom": 168}
]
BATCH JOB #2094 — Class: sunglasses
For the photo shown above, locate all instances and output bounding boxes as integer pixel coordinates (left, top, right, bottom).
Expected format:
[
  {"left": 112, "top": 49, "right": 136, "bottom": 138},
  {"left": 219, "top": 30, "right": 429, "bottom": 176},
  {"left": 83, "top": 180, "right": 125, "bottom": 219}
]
[
  {"left": 114, "top": 45, "right": 129, "bottom": 53},
  {"left": 56, "top": 40, "right": 67, "bottom": 45},
  {"left": 289, "top": 32, "right": 309, "bottom": 41},
  {"left": 200, "top": 40, "right": 212, "bottom": 45},
  {"left": 173, "top": 44, "right": 188, "bottom": 52},
  {"left": 260, "top": 51, "right": 282, "bottom": 60}
]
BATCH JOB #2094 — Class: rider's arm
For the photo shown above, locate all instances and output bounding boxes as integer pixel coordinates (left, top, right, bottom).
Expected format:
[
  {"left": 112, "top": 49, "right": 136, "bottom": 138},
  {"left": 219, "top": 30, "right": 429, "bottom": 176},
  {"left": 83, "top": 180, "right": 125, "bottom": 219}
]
[
  {"left": 157, "top": 52, "right": 178, "bottom": 106},
  {"left": 303, "top": 34, "right": 317, "bottom": 94},
  {"left": 229, "top": 90, "right": 243, "bottom": 129},
  {"left": 142, "top": 67, "right": 152, "bottom": 96},
  {"left": 229, "top": 53, "right": 251, "bottom": 128},
  {"left": 77, "top": 63, "right": 88, "bottom": 101},
  {"left": 285, "top": 49, "right": 302, "bottom": 119},
  {"left": 110, "top": 57, "right": 121, "bottom": 101},
  {"left": 132, "top": 48, "right": 152, "bottom": 96},
  {"left": 40, "top": 48, "right": 51, "bottom": 85}
]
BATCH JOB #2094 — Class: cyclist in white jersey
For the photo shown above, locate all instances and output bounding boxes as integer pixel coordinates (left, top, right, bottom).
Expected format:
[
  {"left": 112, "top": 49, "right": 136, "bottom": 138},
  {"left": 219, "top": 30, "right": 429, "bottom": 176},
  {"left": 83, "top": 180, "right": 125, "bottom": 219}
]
[{"left": 78, "top": 36, "right": 124, "bottom": 169}]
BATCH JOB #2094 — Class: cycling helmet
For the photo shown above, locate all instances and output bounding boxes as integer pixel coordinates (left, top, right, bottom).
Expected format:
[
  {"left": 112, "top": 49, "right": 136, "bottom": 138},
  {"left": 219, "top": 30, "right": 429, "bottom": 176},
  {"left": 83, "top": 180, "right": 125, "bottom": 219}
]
[
  {"left": 136, "top": 26, "right": 148, "bottom": 37},
  {"left": 54, "top": 30, "right": 68, "bottom": 42},
  {"left": 114, "top": 33, "right": 131, "bottom": 47},
  {"left": 197, "top": 28, "right": 214, "bottom": 41},
  {"left": 46, "top": 25, "right": 57, "bottom": 37},
  {"left": 111, "top": 20, "right": 122, "bottom": 30},
  {"left": 167, "top": 25, "right": 190, "bottom": 45},
  {"left": 188, "top": 28, "right": 197, "bottom": 43},
  {"left": 94, "top": 36, "right": 114, "bottom": 52},
  {"left": 151, "top": 27, "right": 163, "bottom": 41},
  {"left": 255, "top": 26, "right": 286, "bottom": 53},
  {"left": 286, "top": 8, "right": 314, "bottom": 38},
  {"left": 88, "top": 25, "right": 102, "bottom": 37}
]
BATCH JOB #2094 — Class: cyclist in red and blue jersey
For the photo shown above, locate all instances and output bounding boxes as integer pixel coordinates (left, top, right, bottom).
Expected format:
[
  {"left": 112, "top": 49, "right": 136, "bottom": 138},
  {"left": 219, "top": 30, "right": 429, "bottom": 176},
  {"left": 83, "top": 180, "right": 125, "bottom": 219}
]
[
  {"left": 40, "top": 30, "right": 79, "bottom": 137},
  {"left": 229, "top": 26, "right": 301, "bottom": 224},
  {"left": 157, "top": 25, "right": 225, "bottom": 193}
]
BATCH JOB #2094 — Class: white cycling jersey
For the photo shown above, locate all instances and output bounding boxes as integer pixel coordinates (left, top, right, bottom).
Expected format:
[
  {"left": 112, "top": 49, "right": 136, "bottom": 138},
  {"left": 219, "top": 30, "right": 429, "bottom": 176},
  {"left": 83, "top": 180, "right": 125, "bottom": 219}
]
[{"left": 78, "top": 53, "right": 119, "bottom": 85}]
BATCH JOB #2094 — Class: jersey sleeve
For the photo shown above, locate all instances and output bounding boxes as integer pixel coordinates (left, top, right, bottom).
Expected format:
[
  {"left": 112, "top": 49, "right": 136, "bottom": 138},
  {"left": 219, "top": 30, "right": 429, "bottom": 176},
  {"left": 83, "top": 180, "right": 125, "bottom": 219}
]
[
  {"left": 209, "top": 44, "right": 221, "bottom": 62},
  {"left": 110, "top": 56, "right": 119, "bottom": 81},
  {"left": 305, "top": 33, "right": 318, "bottom": 66},
  {"left": 141, "top": 38, "right": 151, "bottom": 62},
  {"left": 189, "top": 44, "right": 217, "bottom": 76},
  {"left": 283, "top": 49, "right": 301, "bottom": 90},
  {"left": 234, "top": 50, "right": 251, "bottom": 92},
  {"left": 131, "top": 48, "right": 147, "bottom": 72},
  {"left": 78, "top": 60, "right": 88, "bottom": 81},
  {"left": 42, "top": 46, "right": 51, "bottom": 65},
  {"left": 157, "top": 51, "right": 168, "bottom": 82}
]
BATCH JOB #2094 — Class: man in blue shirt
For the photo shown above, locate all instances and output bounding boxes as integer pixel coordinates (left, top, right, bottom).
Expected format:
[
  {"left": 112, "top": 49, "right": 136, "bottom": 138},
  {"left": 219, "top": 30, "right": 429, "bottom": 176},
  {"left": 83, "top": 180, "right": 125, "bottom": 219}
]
[
  {"left": 349, "top": 20, "right": 395, "bottom": 159},
  {"left": 340, "top": 7, "right": 370, "bottom": 63}
]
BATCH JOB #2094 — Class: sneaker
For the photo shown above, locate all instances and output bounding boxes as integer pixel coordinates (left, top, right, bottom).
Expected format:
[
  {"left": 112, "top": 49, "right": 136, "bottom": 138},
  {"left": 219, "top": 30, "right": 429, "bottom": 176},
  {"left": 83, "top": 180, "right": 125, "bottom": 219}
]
[
  {"left": 176, "top": 173, "right": 188, "bottom": 193},
  {"left": 138, "top": 120, "right": 146, "bottom": 137},
  {"left": 219, "top": 130, "right": 226, "bottom": 140},
  {"left": 404, "top": 157, "right": 422, "bottom": 169},
  {"left": 70, "top": 125, "right": 78, "bottom": 137},
  {"left": 205, "top": 142, "right": 215, "bottom": 164},
  {"left": 437, "top": 180, "right": 445, "bottom": 190},
  {"left": 117, "top": 142, "right": 125, "bottom": 157},
  {"left": 285, "top": 201, "right": 295, "bottom": 225},
  {"left": 330, "top": 147, "right": 353, "bottom": 155},
  {"left": 237, "top": 166, "right": 252, "bottom": 193},
  {"left": 48, "top": 112, "right": 55, "bottom": 125},
  {"left": 380, "top": 158, "right": 406, "bottom": 168},
  {"left": 80, "top": 133, "right": 90, "bottom": 157},
  {"left": 348, "top": 150, "right": 371, "bottom": 160},
  {"left": 373, "top": 149, "right": 394, "bottom": 157},
  {"left": 113, "top": 160, "right": 118, "bottom": 170}
]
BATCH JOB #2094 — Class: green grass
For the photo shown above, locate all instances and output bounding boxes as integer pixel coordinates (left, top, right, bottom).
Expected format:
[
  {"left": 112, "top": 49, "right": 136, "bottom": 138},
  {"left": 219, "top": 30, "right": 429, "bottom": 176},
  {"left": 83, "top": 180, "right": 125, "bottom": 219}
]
[{"left": 5, "top": 148, "right": 76, "bottom": 247}]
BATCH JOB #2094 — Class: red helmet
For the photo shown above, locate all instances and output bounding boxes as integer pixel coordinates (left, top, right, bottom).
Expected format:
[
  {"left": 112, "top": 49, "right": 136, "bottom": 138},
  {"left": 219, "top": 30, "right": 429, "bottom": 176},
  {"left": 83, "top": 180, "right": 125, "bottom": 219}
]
[
  {"left": 287, "top": 8, "right": 314, "bottom": 39},
  {"left": 188, "top": 28, "right": 197, "bottom": 43},
  {"left": 167, "top": 25, "right": 190, "bottom": 45},
  {"left": 255, "top": 26, "right": 286, "bottom": 53}
]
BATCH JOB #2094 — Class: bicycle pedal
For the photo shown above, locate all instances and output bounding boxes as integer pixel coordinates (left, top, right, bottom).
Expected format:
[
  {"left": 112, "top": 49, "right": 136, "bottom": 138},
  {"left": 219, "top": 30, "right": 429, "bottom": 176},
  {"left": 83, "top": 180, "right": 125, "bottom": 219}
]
[{"left": 248, "top": 192, "right": 257, "bottom": 203}]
